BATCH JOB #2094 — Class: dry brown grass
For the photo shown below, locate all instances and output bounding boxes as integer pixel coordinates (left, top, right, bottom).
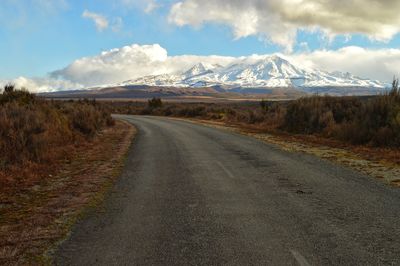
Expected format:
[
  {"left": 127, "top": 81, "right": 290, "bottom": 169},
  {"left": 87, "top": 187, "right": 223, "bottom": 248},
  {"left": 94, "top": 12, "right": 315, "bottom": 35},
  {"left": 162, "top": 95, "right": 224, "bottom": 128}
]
[
  {"left": 0, "top": 120, "right": 135, "bottom": 265},
  {"left": 0, "top": 85, "right": 133, "bottom": 264}
]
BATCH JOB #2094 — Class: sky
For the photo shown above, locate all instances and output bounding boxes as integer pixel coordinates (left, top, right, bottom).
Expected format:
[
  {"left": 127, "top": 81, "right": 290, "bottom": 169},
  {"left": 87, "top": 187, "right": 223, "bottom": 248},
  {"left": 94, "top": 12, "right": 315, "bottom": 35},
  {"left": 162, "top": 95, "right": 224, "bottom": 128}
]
[{"left": 2, "top": 0, "right": 400, "bottom": 91}]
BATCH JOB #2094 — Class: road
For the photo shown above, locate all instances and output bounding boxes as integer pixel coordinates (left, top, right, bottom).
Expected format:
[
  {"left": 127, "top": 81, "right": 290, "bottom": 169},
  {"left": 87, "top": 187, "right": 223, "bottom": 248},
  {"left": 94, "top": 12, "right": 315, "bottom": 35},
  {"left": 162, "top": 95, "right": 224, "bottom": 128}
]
[{"left": 55, "top": 115, "right": 400, "bottom": 265}]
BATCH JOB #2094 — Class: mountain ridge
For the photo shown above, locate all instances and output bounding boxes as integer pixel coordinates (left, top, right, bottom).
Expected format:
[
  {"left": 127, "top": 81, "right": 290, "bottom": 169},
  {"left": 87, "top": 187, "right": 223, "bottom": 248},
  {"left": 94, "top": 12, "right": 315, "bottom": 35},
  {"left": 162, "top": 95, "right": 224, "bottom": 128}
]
[{"left": 118, "top": 55, "right": 386, "bottom": 93}]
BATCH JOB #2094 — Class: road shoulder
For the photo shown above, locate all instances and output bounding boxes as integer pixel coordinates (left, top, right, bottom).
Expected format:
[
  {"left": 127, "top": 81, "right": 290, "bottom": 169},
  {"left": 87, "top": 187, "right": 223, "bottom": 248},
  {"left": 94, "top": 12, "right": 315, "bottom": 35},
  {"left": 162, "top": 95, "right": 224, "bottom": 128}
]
[
  {"left": 175, "top": 117, "right": 400, "bottom": 186},
  {"left": 0, "top": 120, "right": 136, "bottom": 265}
]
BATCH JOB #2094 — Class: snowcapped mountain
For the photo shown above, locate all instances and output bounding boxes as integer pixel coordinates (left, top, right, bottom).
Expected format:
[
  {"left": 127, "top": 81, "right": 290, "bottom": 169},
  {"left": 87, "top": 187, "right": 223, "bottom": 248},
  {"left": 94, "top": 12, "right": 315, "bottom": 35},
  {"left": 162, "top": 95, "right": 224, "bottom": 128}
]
[
  {"left": 119, "top": 55, "right": 386, "bottom": 93},
  {"left": 183, "top": 63, "right": 212, "bottom": 77}
]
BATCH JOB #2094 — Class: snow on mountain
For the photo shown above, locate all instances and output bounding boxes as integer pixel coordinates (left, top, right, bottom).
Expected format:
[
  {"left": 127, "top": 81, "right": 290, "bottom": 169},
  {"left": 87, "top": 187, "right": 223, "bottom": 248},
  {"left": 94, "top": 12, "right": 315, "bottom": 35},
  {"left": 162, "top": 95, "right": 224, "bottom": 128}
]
[
  {"left": 183, "top": 63, "right": 209, "bottom": 77},
  {"left": 119, "top": 55, "right": 386, "bottom": 91},
  {"left": 121, "top": 74, "right": 184, "bottom": 87}
]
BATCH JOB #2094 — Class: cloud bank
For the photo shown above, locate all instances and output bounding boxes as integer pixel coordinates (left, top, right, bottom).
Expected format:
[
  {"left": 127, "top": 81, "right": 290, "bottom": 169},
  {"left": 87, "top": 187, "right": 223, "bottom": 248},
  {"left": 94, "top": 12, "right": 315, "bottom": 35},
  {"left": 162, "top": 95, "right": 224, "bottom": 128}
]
[
  {"left": 3, "top": 44, "right": 400, "bottom": 92},
  {"left": 0, "top": 77, "right": 83, "bottom": 93},
  {"left": 168, "top": 0, "right": 400, "bottom": 51},
  {"left": 291, "top": 46, "right": 400, "bottom": 83},
  {"left": 51, "top": 44, "right": 236, "bottom": 87}
]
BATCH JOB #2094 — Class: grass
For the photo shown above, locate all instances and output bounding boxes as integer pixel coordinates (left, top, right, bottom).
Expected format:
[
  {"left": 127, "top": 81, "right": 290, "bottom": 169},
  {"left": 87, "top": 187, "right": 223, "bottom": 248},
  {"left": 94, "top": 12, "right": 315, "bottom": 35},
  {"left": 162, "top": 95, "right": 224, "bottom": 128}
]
[
  {"left": 0, "top": 120, "right": 136, "bottom": 265},
  {"left": 0, "top": 84, "right": 135, "bottom": 264}
]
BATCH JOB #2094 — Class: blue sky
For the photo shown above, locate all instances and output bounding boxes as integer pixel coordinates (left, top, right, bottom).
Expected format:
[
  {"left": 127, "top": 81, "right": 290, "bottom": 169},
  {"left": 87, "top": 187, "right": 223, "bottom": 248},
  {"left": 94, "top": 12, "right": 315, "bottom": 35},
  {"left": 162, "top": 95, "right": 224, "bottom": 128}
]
[
  {"left": 0, "top": 0, "right": 274, "bottom": 78},
  {"left": 2, "top": 0, "right": 400, "bottom": 90}
]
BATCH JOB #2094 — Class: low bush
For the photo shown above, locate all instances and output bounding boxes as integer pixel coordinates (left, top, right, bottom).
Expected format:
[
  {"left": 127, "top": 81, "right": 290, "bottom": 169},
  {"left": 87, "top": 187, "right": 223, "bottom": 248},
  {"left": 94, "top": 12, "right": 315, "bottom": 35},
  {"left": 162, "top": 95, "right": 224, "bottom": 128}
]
[
  {"left": 281, "top": 84, "right": 400, "bottom": 146},
  {"left": 0, "top": 85, "right": 114, "bottom": 169},
  {"left": 148, "top": 97, "right": 163, "bottom": 109}
]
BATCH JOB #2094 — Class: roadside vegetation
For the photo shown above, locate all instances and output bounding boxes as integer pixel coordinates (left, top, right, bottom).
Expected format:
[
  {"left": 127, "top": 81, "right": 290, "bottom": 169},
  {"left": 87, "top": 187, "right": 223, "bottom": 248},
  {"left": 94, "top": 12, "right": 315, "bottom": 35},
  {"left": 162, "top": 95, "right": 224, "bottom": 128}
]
[
  {"left": 109, "top": 81, "right": 400, "bottom": 148},
  {"left": 282, "top": 81, "right": 400, "bottom": 146},
  {"left": 0, "top": 84, "right": 137, "bottom": 264},
  {"left": 0, "top": 84, "right": 114, "bottom": 171}
]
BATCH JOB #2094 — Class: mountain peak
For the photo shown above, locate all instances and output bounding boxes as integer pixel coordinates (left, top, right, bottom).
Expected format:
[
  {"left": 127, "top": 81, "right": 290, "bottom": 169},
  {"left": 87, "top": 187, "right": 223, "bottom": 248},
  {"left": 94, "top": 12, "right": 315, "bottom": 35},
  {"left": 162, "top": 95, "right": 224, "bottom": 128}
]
[
  {"left": 260, "top": 55, "right": 292, "bottom": 66},
  {"left": 268, "top": 54, "right": 285, "bottom": 60},
  {"left": 183, "top": 63, "right": 209, "bottom": 77}
]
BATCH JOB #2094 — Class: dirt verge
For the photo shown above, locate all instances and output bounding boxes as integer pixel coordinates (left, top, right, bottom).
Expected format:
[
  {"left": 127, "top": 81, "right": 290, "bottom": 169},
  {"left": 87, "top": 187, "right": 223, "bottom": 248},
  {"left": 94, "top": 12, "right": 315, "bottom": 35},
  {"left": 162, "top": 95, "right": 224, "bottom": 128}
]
[{"left": 0, "top": 120, "right": 136, "bottom": 265}]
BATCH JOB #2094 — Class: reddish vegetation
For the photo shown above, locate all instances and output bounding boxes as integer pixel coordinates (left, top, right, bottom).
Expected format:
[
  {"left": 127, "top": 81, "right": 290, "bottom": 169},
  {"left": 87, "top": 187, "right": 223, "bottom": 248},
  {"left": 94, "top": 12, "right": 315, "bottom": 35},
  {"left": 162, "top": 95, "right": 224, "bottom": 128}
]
[
  {"left": 0, "top": 85, "right": 135, "bottom": 264},
  {"left": 0, "top": 121, "right": 135, "bottom": 264},
  {"left": 0, "top": 85, "right": 114, "bottom": 170}
]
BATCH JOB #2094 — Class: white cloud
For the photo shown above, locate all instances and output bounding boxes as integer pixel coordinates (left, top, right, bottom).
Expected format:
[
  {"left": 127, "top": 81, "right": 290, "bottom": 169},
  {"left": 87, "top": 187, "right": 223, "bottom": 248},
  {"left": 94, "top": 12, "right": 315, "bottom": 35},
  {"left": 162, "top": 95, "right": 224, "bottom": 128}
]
[
  {"left": 53, "top": 44, "right": 400, "bottom": 87},
  {"left": 82, "top": 10, "right": 123, "bottom": 33},
  {"left": 290, "top": 46, "right": 400, "bottom": 82},
  {"left": 51, "top": 43, "right": 236, "bottom": 87},
  {"left": 168, "top": 0, "right": 400, "bottom": 51},
  {"left": 0, "top": 77, "right": 83, "bottom": 93},
  {"left": 82, "top": 10, "right": 109, "bottom": 32},
  {"left": 144, "top": 0, "right": 160, "bottom": 13},
  {"left": 52, "top": 44, "right": 169, "bottom": 86},
  {"left": 7, "top": 44, "right": 400, "bottom": 92}
]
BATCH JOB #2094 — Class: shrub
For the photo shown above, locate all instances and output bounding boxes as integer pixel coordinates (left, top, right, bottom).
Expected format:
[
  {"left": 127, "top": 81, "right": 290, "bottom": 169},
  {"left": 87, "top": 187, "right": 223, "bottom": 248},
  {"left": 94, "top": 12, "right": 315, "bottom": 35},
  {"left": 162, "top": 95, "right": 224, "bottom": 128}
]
[
  {"left": 0, "top": 85, "right": 115, "bottom": 169},
  {"left": 281, "top": 80, "right": 400, "bottom": 147},
  {"left": 260, "top": 99, "right": 269, "bottom": 112},
  {"left": 0, "top": 84, "right": 36, "bottom": 105},
  {"left": 62, "top": 103, "right": 103, "bottom": 137},
  {"left": 0, "top": 102, "right": 46, "bottom": 165},
  {"left": 148, "top": 97, "right": 162, "bottom": 109}
]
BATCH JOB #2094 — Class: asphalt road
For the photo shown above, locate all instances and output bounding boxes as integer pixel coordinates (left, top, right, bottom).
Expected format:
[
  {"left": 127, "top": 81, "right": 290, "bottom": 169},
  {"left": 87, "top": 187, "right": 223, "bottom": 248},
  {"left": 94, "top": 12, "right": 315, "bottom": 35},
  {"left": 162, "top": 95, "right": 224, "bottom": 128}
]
[{"left": 55, "top": 115, "right": 400, "bottom": 265}]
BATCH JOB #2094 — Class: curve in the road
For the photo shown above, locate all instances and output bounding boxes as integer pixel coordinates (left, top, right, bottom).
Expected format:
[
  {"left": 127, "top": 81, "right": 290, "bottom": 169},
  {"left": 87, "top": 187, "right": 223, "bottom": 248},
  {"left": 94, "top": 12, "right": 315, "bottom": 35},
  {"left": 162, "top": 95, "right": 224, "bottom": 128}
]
[{"left": 55, "top": 115, "right": 400, "bottom": 266}]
